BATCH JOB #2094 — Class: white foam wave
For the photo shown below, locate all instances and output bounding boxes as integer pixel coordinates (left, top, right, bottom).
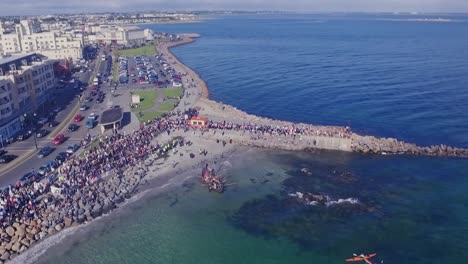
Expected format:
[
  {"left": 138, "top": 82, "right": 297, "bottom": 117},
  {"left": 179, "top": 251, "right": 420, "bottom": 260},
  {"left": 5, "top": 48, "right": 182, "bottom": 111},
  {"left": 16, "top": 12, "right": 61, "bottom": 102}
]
[{"left": 325, "top": 198, "right": 360, "bottom": 207}]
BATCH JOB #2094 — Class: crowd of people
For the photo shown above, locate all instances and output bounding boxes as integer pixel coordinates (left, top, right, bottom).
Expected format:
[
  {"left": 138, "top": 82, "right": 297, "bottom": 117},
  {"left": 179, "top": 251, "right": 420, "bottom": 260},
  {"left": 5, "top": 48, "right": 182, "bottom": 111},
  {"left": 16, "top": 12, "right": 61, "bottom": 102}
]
[
  {"left": 0, "top": 114, "right": 181, "bottom": 227},
  {"left": 205, "top": 120, "right": 352, "bottom": 139},
  {"left": 0, "top": 105, "right": 353, "bottom": 231}
]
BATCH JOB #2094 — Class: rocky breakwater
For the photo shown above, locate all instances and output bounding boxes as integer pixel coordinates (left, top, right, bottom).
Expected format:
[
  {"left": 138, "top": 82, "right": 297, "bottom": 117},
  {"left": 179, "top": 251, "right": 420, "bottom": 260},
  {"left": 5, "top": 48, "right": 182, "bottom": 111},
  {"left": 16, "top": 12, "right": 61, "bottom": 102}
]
[
  {"left": 0, "top": 160, "right": 157, "bottom": 263},
  {"left": 196, "top": 98, "right": 353, "bottom": 152},
  {"left": 351, "top": 133, "right": 468, "bottom": 158}
]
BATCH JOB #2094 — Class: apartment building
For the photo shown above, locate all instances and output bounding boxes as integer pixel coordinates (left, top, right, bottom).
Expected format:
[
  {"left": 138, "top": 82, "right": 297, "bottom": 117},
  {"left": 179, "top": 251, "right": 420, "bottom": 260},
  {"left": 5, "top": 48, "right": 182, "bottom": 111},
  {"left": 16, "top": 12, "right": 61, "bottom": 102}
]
[
  {"left": 86, "top": 25, "right": 150, "bottom": 46},
  {"left": 0, "top": 20, "right": 83, "bottom": 61},
  {"left": 0, "top": 53, "right": 58, "bottom": 139}
]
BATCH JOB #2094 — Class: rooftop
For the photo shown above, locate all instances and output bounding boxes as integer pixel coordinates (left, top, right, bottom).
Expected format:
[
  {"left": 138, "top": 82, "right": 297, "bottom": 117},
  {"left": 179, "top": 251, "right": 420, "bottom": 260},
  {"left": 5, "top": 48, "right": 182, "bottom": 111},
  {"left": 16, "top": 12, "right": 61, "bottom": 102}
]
[
  {"left": 0, "top": 53, "right": 37, "bottom": 66},
  {"left": 100, "top": 107, "right": 123, "bottom": 125}
]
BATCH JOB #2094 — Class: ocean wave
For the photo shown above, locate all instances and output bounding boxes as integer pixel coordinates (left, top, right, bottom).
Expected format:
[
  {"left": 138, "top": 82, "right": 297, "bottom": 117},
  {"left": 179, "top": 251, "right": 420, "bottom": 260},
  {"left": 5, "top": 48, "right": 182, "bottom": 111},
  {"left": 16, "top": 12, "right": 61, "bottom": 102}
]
[{"left": 288, "top": 192, "right": 360, "bottom": 207}]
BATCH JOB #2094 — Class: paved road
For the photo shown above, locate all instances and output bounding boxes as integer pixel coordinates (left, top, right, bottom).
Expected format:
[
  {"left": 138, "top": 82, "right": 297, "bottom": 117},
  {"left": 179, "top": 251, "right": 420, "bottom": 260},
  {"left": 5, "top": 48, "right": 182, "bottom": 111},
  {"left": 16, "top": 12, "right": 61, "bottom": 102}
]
[{"left": 0, "top": 49, "right": 112, "bottom": 186}]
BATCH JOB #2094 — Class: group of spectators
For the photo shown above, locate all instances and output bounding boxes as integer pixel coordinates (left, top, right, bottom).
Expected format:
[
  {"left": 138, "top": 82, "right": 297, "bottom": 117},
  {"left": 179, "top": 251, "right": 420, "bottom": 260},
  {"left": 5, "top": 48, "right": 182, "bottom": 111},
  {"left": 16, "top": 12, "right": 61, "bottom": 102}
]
[
  {"left": 0, "top": 114, "right": 180, "bottom": 227},
  {"left": 205, "top": 120, "right": 352, "bottom": 139},
  {"left": 0, "top": 107, "right": 353, "bottom": 229}
]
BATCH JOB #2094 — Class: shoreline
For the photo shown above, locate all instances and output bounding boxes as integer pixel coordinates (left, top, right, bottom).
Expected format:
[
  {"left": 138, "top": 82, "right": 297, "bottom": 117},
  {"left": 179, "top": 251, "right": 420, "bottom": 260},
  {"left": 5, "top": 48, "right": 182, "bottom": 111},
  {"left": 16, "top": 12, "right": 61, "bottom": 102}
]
[
  {"left": 158, "top": 34, "right": 210, "bottom": 99},
  {"left": 2, "top": 31, "right": 468, "bottom": 264}
]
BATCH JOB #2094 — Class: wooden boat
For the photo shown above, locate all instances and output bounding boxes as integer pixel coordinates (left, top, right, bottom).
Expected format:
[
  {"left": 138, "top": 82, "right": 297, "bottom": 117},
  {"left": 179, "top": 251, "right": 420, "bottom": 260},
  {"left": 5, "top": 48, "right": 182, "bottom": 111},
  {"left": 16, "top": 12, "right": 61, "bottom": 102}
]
[
  {"left": 345, "top": 253, "right": 377, "bottom": 263},
  {"left": 201, "top": 165, "right": 225, "bottom": 193}
]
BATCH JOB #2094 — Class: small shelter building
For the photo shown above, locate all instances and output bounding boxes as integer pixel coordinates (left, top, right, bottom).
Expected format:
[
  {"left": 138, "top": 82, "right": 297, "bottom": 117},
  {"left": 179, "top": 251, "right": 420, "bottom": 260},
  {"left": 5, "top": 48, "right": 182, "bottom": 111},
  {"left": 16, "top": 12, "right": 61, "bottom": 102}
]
[
  {"left": 189, "top": 117, "right": 208, "bottom": 128},
  {"left": 99, "top": 107, "right": 123, "bottom": 132}
]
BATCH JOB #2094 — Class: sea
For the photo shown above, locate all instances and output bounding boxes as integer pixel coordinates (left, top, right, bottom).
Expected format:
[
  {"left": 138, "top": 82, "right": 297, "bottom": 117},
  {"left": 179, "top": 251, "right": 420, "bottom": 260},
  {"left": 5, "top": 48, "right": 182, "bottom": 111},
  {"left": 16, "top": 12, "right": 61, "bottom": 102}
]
[{"left": 36, "top": 14, "right": 468, "bottom": 264}]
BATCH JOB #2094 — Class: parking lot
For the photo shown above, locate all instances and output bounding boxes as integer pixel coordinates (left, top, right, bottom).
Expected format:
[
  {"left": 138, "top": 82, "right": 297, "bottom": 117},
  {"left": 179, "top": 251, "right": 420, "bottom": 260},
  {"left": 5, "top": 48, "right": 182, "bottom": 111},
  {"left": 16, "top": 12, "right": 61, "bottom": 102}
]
[{"left": 116, "top": 53, "right": 181, "bottom": 90}]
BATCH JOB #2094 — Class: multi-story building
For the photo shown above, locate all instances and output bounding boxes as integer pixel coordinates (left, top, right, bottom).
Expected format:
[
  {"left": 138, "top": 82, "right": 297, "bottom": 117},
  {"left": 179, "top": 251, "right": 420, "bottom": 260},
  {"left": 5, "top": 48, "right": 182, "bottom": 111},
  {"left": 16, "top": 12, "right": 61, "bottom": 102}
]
[
  {"left": 86, "top": 25, "right": 151, "bottom": 46},
  {"left": 0, "top": 53, "right": 58, "bottom": 139},
  {"left": 0, "top": 20, "right": 83, "bottom": 61}
]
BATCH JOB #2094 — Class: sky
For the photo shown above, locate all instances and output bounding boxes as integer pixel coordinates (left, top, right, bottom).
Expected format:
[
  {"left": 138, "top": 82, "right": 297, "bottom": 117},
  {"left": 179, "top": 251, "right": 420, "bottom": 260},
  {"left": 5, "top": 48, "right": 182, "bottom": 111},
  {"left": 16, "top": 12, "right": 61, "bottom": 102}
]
[{"left": 0, "top": 0, "right": 467, "bottom": 16}]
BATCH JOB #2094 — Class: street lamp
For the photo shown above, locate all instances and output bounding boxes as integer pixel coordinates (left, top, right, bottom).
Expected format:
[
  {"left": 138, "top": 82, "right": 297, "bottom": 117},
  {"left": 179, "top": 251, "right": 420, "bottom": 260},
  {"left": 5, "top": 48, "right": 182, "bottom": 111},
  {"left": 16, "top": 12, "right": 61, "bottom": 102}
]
[{"left": 25, "top": 113, "right": 38, "bottom": 149}]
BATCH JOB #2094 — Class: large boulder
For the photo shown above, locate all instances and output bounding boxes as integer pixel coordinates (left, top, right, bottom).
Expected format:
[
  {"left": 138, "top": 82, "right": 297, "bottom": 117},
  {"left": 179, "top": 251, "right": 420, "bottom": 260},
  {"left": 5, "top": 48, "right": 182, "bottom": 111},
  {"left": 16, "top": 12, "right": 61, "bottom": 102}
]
[
  {"left": 15, "top": 225, "right": 26, "bottom": 238},
  {"left": 91, "top": 204, "right": 103, "bottom": 217},
  {"left": 20, "top": 238, "right": 30, "bottom": 247},
  {"left": 77, "top": 214, "right": 86, "bottom": 224},
  {"left": 64, "top": 217, "right": 73, "bottom": 228},
  {"left": 11, "top": 242, "right": 21, "bottom": 252},
  {"left": 54, "top": 224, "right": 63, "bottom": 232},
  {"left": 5, "top": 227, "right": 15, "bottom": 237},
  {"left": 0, "top": 251, "right": 10, "bottom": 261}
]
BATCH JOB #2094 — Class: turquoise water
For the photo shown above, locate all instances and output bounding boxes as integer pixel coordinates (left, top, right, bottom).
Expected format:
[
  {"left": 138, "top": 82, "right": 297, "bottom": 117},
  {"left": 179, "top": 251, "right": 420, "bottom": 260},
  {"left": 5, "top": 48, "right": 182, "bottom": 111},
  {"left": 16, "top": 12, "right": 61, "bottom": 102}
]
[
  {"left": 35, "top": 14, "right": 468, "bottom": 264},
  {"left": 37, "top": 149, "right": 468, "bottom": 264}
]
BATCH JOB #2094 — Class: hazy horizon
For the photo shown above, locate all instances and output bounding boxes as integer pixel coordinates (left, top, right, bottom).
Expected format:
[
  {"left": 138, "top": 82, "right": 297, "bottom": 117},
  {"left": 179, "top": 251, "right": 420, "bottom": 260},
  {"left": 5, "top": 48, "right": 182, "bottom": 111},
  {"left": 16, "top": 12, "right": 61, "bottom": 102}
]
[{"left": 1, "top": 0, "right": 468, "bottom": 17}]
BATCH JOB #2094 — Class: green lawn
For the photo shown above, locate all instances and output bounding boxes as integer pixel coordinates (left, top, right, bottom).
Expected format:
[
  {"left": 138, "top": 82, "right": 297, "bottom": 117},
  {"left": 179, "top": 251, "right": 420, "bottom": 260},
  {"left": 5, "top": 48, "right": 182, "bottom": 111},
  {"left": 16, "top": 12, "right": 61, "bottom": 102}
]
[
  {"left": 115, "top": 45, "right": 157, "bottom": 57},
  {"left": 158, "top": 101, "right": 176, "bottom": 112},
  {"left": 139, "top": 112, "right": 164, "bottom": 122},
  {"left": 131, "top": 90, "right": 158, "bottom": 111},
  {"left": 163, "top": 88, "right": 183, "bottom": 98}
]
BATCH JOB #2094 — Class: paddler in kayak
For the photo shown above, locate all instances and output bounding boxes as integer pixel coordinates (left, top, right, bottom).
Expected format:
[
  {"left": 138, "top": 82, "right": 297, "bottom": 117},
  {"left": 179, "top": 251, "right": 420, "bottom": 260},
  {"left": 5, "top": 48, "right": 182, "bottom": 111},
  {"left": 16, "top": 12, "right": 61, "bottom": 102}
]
[{"left": 345, "top": 253, "right": 382, "bottom": 264}]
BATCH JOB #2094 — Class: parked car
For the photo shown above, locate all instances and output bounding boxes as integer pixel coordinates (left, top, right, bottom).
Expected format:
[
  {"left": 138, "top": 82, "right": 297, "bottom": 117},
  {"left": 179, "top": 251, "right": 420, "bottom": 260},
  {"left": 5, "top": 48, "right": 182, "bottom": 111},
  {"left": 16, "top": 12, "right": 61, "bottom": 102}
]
[
  {"left": 48, "top": 120, "right": 59, "bottom": 128},
  {"left": 0, "top": 150, "right": 6, "bottom": 156},
  {"left": 67, "top": 124, "right": 79, "bottom": 132},
  {"left": 16, "top": 130, "right": 31, "bottom": 141},
  {"left": 66, "top": 144, "right": 79, "bottom": 154},
  {"left": 88, "top": 113, "right": 97, "bottom": 120},
  {"left": 37, "top": 117, "right": 49, "bottom": 125},
  {"left": 36, "top": 129, "right": 49, "bottom": 138},
  {"left": 19, "top": 172, "right": 37, "bottom": 184},
  {"left": 0, "top": 154, "right": 16, "bottom": 164},
  {"left": 37, "top": 164, "right": 52, "bottom": 176},
  {"left": 52, "top": 134, "right": 65, "bottom": 145},
  {"left": 84, "top": 96, "right": 93, "bottom": 102},
  {"left": 37, "top": 146, "right": 53, "bottom": 158},
  {"left": 80, "top": 104, "right": 88, "bottom": 111},
  {"left": 74, "top": 114, "right": 83, "bottom": 122},
  {"left": 55, "top": 152, "right": 68, "bottom": 164}
]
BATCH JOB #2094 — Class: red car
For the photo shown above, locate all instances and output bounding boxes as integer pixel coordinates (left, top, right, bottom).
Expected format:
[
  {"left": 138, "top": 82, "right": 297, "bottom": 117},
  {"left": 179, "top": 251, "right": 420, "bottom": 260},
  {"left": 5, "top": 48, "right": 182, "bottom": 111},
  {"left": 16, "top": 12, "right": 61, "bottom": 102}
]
[
  {"left": 92, "top": 86, "right": 98, "bottom": 92},
  {"left": 74, "top": 114, "right": 83, "bottom": 122},
  {"left": 52, "top": 134, "right": 65, "bottom": 145}
]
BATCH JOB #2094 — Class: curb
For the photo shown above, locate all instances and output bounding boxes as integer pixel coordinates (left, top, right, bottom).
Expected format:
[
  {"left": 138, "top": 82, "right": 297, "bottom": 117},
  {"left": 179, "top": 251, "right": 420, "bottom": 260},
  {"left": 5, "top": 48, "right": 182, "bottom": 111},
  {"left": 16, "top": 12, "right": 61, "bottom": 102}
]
[{"left": 0, "top": 149, "right": 37, "bottom": 177}]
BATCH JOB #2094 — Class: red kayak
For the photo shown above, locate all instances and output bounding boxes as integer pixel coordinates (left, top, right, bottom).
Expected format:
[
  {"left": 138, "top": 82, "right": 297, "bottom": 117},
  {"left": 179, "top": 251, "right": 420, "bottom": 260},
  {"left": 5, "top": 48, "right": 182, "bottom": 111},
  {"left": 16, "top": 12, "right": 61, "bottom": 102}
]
[{"left": 345, "top": 253, "right": 377, "bottom": 263}]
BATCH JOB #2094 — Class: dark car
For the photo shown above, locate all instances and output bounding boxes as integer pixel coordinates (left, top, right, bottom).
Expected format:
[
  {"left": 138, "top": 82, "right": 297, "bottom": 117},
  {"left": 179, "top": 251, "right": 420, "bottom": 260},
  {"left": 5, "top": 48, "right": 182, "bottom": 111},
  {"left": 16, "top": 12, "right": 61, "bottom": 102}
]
[
  {"left": 0, "top": 154, "right": 16, "bottom": 164},
  {"left": 67, "top": 124, "right": 79, "bottom": 132},
  {"left": 0, "top": 150, "right": 6, "bottom": 156},
  {"left": 37, "top": 146, "right": 53, "bottom": 158},
  {"left": 36, "top": 129, "right": 49, "bottom": 138},
  {"left": 16, "top": 131, "right": 31, "bottom": 141},
  {"left": 19, "top": 172, "right": 38, "bottom": 184},
  {"left": 55, "top": 152, "right": 68, "bottom": 164},
  {"left": 96, "top": 97, "right": 104, "bottom": 103},
  {"left": 48, "top": 120, "right": 59, "bottom": 128}
]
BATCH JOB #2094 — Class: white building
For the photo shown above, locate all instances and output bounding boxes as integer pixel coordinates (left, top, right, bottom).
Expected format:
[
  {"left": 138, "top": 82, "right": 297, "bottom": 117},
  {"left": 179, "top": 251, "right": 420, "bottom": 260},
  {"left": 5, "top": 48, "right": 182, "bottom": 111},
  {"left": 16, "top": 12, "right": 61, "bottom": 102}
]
[
  {"left": 87, "top": 25, "right": 151, "bottom": 46},
  {"left": 0, "top": 53, "right": 58, "bottom": 139},
  {"left": 0, "top": 20, "right": 83, "bottom": 61}
]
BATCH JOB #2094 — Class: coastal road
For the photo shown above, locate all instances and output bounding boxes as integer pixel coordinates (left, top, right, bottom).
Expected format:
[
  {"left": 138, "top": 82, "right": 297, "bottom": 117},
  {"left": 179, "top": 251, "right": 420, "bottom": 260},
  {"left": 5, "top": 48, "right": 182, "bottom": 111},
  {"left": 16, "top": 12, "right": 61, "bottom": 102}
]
[{"left": 0, "top": 50, "right": 112, "bottom": 186}]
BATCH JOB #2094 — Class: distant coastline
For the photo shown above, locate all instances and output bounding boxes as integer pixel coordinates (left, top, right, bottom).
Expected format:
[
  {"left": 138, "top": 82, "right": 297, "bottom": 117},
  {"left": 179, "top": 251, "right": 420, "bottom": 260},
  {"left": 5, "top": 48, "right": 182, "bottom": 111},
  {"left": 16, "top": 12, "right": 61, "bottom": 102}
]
[
  {"left": 132, "top": 19, "right": 203, "bottom": 27},
  {"left": 377, "top": 18, "right": 463, "bottom": 23}
]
